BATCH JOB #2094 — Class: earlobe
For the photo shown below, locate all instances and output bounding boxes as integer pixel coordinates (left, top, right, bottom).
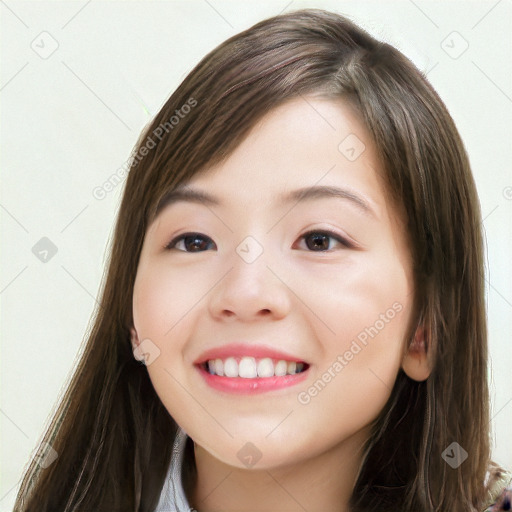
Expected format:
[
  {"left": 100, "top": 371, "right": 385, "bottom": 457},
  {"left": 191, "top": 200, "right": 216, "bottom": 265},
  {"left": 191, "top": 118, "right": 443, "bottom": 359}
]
[
  {"left": 130, "top": 327, "right": 140, "bottom": 352},
  {"left": 401, "top": 326, "right": 432, "bottom": 382}
]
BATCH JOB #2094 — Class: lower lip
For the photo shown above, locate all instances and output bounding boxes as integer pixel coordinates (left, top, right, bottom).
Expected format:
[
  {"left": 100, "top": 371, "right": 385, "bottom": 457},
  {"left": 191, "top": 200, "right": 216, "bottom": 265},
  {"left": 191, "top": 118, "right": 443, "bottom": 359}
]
[{"left": 196, "top": 364, "right": 310, "bottom": 394}]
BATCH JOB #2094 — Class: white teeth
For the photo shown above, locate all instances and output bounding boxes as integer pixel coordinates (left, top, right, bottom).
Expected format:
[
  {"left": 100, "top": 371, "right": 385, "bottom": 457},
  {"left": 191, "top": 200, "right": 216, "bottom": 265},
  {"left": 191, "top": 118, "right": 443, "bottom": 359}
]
[
  {"left": 274, "top": 360, "right": 288, "bottom": 376},
  {"left": 224, "top": 357, "right": 238, "bottom": 377},
  {"left": 214, "top": 358, "right": 224, "bottom": 376},
  {"left": 239, "top": 357, "right": 257, "bottom": 378},
  {"left": 257, "top": 358, "right": 274, "bottom": 377},
  {"left": 204, "top": 356, "right": 306, "bottom": 378}
]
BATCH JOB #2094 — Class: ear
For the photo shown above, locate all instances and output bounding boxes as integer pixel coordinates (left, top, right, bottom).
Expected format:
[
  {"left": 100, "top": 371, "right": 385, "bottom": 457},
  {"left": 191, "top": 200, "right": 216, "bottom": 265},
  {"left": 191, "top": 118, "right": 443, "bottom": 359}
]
[
  {"left": 130, "top": 327, "right": 140, "bottom": 352},
  {"left": 401, "top": 326, "right": 432, "bottom": 382}
]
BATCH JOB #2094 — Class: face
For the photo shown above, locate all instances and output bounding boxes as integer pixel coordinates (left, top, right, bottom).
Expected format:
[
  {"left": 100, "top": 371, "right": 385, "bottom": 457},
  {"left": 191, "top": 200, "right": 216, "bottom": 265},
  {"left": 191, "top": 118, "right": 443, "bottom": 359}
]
[{"left": 131, "top": 96, "right": 422, "bottom": 471}]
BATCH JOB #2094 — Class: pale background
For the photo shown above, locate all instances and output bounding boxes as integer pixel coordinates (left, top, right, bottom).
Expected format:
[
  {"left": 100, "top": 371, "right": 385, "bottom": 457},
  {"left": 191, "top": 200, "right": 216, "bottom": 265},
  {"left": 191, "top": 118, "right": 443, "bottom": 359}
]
[{"left": 1, "top": 0, "right": 511, "bottom": 509}]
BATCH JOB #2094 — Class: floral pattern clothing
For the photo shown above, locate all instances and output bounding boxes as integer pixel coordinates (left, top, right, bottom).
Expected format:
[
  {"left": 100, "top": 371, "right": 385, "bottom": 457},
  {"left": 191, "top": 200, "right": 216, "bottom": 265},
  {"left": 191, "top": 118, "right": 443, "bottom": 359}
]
[{"left": 483, "top": 466, "right": 512, "bottom": 511}]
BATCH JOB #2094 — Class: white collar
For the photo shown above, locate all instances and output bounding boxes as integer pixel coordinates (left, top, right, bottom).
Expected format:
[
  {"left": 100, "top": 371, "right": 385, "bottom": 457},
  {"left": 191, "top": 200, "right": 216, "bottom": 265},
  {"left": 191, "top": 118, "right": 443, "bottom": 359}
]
[{"left": 154, "top": 426, "right": 192, "bottom": 512}]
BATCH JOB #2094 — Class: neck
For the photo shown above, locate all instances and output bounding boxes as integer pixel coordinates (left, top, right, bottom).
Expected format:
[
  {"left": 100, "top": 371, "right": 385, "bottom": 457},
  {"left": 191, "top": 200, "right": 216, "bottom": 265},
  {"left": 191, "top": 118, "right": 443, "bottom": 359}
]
[{"left": 186, "top": 428, "right": 370, "bottom": 512}]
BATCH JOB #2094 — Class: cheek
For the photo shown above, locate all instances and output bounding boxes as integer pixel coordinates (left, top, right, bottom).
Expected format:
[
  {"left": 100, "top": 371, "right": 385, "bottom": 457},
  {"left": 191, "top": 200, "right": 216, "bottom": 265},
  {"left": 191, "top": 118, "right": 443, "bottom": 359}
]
[
  {"left": 132, "top": 261, "right": 204, "bottom": 341},
  {"left": 294, "top": 302, "right": 409, "bottom": 446},
  {"left": 302, "top": 244, "right": 411, "bottom": 356},
  {"left": 132, "top": 264, "right": 199, "bottom": 425},
  {"left": 295, "top": 248, "right": 411, "bottom": 416}
]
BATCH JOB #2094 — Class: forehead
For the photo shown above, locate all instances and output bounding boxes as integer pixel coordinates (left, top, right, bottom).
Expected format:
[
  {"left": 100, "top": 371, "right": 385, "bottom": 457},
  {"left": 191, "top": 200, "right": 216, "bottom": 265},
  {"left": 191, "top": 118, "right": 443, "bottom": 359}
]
[{"left": 153, "top": 96, "right": 387, "bottom": 221}]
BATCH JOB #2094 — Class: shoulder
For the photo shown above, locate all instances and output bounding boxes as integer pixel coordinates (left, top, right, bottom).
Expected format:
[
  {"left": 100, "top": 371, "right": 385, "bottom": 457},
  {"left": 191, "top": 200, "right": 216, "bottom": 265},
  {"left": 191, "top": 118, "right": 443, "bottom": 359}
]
[{"left": 482, "top": 463, "right": 512, "bottom": 512}]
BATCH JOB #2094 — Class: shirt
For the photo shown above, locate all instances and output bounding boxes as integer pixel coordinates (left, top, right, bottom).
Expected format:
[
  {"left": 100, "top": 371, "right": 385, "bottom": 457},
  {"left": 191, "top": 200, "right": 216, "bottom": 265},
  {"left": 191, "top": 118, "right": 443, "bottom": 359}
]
[
  {"left": 154, "top": 427, "right": 512, "bottom": 512},
  {"left": 154, "top": 427, "right": 191, "bottom": 512}
]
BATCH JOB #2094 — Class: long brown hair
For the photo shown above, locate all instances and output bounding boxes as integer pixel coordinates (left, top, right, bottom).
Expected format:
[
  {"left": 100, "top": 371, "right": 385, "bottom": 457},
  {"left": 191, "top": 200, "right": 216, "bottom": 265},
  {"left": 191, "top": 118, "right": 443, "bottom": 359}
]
[{"left": 14, "top": 8, "right": 498, "bottom": 511}]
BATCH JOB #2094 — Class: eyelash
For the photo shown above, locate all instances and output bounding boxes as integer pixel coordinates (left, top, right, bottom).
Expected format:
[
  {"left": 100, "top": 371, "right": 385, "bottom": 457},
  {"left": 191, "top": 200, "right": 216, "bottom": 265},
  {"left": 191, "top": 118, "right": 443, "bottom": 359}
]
[{"left": 164, "top": 229, "right": 354, "bottom": 252}]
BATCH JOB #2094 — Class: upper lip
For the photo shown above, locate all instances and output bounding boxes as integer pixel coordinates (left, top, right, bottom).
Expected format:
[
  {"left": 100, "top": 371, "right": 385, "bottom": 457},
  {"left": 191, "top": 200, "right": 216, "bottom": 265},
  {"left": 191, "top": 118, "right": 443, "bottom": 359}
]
[{"left": 194, "top": 343, "right": 308, "bottom": 365}]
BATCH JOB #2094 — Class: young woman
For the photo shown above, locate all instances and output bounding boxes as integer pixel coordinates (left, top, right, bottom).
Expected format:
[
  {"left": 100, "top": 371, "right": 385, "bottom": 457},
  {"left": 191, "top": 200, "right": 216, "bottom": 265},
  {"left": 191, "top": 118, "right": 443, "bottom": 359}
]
[{"left": 14, "top": 8, "right": 511, "bottom": 512}]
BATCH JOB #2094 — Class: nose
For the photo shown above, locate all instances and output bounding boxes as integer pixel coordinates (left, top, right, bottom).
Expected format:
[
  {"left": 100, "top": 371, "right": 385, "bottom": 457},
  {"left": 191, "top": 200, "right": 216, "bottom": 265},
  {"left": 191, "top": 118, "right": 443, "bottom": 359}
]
[{"left": 207, "top": 242, "right": 291, "bottom": 322}]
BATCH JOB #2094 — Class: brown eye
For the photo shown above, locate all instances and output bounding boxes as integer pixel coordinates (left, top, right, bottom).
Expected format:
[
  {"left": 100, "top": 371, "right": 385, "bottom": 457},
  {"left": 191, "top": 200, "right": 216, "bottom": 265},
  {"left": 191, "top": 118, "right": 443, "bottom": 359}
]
[
  {"left": 299, "top": 230, "right": 352, "bottom": 251},
  {"left": 165, "top": 233, "right": 216, "bottom": 252}
]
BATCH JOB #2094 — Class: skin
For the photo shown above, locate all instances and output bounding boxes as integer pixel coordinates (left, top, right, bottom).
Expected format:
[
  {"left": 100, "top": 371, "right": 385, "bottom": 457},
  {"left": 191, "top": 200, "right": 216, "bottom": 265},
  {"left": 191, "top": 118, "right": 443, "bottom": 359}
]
[{"left": 131, "top": 96, "right": 432, "bottom": 512}]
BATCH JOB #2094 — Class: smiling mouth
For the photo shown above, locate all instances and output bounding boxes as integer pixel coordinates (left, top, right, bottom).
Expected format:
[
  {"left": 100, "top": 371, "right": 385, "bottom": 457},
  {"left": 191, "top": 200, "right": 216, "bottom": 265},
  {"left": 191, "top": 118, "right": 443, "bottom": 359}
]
[{"left": 200, "top": 356, "right": 309, "bottom": 378}]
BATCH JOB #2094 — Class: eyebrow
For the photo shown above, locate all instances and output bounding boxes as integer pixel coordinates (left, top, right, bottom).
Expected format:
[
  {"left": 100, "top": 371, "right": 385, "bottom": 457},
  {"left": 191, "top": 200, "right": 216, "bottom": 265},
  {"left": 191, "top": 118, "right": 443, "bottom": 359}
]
[{"left": 154, "top": 185, "right": 377, "bottom": 219}]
